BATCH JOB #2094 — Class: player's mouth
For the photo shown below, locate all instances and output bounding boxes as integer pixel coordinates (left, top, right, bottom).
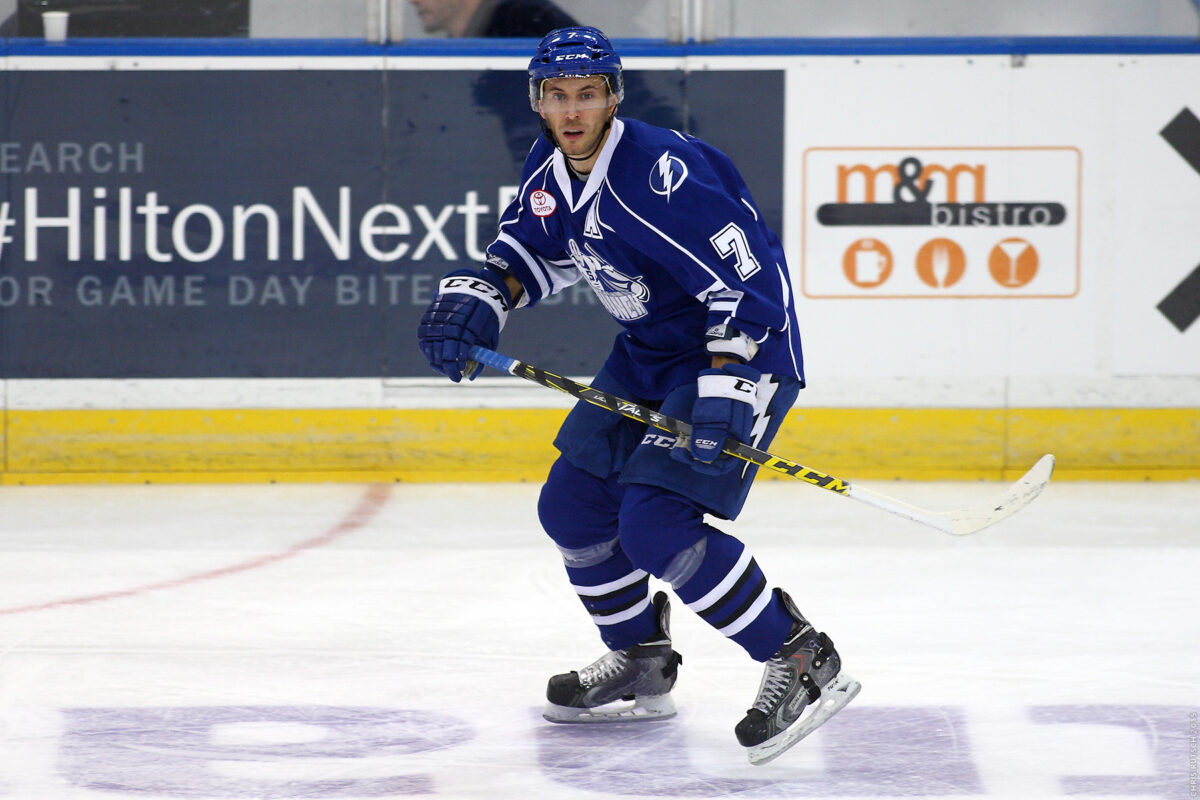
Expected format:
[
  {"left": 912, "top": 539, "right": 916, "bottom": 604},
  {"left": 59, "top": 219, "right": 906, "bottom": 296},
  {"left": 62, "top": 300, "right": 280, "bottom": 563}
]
[{"left": 560, "top": 127, "right": 586, "bottom": 143}]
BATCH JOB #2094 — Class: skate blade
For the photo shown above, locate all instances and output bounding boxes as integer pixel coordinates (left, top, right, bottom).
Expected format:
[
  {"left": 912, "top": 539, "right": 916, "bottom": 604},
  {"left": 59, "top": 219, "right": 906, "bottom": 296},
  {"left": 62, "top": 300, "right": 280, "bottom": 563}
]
[
  {"left": 543, "top": 694, "right": 677, "bottom": 724},
  {"left": 746, "top": 672, "right": 861, "bottom": 766}
]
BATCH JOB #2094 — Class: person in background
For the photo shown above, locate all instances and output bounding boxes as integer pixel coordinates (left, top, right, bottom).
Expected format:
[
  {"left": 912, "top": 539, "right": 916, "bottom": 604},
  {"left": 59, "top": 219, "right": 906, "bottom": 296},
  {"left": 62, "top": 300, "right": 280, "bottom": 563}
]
[
  {"left": 409, "top": 0, "right": 582, "bottom": 164},
  {"left": 408, "top": 0, "right": 684, "bottom": 169},
  {"left": 409, "top": 0, "right": 576, "bottom": 38}
]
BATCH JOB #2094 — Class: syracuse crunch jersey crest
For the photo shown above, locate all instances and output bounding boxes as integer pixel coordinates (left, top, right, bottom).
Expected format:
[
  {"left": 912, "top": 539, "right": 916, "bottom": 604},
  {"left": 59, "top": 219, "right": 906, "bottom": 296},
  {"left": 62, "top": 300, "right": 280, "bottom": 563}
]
[{"left": 567, "top": 238, "right": 650, "bottom": 321}]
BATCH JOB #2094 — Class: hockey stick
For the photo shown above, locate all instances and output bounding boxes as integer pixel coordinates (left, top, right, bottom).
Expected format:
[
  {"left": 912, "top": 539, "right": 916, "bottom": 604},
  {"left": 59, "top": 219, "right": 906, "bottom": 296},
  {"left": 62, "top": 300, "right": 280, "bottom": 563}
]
[{"left": 467, "top": 346, "right": 1055, "bottom": 536}]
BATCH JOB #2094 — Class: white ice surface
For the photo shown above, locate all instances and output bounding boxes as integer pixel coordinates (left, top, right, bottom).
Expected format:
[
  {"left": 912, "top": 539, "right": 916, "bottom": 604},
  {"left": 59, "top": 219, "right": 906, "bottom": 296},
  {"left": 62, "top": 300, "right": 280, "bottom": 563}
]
[{"left": 0, "top": 479, "right": 1197, "bottom": 799}]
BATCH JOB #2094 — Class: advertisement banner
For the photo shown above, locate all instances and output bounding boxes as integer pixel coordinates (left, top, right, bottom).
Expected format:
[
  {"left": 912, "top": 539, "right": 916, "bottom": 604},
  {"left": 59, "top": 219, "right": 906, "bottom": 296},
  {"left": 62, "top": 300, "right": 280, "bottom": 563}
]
[
  {"left": 0, "top": 65, "right": 784, "bottom": 379},
  {"left": 785, "top": 53, "right": 1200, "bottom": 381},
  {"left": 802, "top": 146, "right": 1081, "bottom": 299}
]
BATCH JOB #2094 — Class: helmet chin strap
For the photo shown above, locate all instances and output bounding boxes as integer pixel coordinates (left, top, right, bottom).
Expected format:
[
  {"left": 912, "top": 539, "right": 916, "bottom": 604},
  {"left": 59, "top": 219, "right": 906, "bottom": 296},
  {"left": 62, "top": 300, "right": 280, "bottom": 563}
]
[{"left": 564, "top": 118, "right": 612, "bottom": 170}]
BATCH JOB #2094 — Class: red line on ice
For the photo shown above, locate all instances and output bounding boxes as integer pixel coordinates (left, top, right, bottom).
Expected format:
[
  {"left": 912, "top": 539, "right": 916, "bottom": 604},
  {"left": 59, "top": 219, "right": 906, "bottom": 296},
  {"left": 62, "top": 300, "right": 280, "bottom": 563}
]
[{"left": 0, "top": 483, "right": 392, "bottom": 616}]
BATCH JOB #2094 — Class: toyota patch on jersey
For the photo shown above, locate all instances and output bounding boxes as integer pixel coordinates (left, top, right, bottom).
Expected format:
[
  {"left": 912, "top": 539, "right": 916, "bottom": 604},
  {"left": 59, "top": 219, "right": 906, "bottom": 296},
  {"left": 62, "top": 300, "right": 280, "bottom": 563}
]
[{"left": 530, "top": 189, "right": 557, "bottom": 217}]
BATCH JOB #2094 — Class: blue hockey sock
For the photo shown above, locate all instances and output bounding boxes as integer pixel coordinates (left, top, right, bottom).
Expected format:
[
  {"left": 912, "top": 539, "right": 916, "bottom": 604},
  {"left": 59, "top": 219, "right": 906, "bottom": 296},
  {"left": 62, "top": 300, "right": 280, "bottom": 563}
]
[
  {"left": 564, "top": 561, "right": 657, "bottom": 651},
  {"left": 539, "top": 457, "right": 657, "bottom": 651},
  {"left": 672, "top": 529, "right": 794, "bottom": 662}
]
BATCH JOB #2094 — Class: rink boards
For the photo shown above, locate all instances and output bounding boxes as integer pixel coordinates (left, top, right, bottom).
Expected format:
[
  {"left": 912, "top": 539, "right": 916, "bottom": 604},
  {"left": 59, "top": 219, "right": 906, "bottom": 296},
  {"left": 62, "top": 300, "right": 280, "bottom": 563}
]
[
  {"left": 1, "top": 41, "right": 1198, "bottom": 483},
  {"left": 2, "top": 406, "right": 1198, "bottom": 484}
]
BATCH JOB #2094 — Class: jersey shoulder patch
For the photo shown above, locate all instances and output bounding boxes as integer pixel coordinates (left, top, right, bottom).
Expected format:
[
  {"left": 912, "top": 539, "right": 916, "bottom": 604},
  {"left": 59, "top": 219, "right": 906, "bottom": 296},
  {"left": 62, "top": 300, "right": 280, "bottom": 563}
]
[{"left": 649, "top": 150, "right": 690, "bottom": 201}]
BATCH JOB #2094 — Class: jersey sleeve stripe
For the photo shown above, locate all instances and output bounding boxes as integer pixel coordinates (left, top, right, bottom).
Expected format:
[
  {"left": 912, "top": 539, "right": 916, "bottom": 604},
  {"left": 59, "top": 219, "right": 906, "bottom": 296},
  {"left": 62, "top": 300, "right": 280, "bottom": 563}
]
[
  {"left": 496, "top": 231, "right": 580, "bottom": 299},
  {"left": 495, "top": 231, "right": 549, "bottom": 295},
  {"left": 539, "top": 256, "right": 583, "bottom": 296}
]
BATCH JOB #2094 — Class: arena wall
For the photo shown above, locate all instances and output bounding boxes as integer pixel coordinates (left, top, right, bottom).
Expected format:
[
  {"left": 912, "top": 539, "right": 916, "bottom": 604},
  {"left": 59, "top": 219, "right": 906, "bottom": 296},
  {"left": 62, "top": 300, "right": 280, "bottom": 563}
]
[{"left": 1, "top": 39, "right": 1197, "bottom": 484}]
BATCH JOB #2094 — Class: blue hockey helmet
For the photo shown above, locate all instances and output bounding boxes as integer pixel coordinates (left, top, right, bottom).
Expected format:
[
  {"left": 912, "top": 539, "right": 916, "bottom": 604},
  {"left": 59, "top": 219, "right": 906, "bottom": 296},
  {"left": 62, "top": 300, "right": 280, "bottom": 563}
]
[{"left": 528, "top": 26, "right": 624, "bottom": 112}]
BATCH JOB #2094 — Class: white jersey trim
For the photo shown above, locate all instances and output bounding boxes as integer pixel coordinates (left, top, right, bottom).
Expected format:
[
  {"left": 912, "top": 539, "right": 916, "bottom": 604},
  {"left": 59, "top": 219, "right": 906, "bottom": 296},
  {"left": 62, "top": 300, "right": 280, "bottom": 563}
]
[
  {"left": 494, "top": 231, "right": 581, "bottom": 303},
  {"left": 495, "top": 231, "right": 548, "bottom": 296},
  {"left": 552, "top": 118, "right": 625, "bottom": 214}
]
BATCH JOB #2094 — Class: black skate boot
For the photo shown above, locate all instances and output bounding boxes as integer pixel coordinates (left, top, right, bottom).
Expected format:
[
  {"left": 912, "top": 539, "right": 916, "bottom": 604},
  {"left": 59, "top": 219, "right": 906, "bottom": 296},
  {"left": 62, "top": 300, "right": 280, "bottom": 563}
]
[
  {"left": 543, "top": 591, "right": 683, "bottom": 723},
  {"left": 735, "top": 589, "right": 860, "bottom": 765}
]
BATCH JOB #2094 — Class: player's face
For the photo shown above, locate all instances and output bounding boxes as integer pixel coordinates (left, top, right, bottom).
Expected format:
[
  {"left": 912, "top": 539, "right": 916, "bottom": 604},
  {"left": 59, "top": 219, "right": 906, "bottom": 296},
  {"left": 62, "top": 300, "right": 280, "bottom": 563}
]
[{"left": 536, "top": 77, "right": 616, "bottom": 162}]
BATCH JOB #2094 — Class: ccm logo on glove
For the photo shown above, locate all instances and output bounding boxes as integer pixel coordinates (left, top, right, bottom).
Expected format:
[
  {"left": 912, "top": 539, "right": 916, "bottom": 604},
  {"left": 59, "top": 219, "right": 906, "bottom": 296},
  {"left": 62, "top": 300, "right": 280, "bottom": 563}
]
[
  {"left": 440, "top": 275, "right": 511, "bottom": 319},
  {"left": 671, "top": 363, "right": 762, "bottom": 476},
  {"left": 418, "top": 268, "right": 513, "bottom": 383}
]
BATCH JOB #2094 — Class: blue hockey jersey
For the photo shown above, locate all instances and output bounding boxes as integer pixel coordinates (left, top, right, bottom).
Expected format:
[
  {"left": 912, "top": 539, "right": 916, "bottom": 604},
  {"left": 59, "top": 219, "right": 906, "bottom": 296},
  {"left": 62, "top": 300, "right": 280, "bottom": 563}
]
[{"left": 485, "top": 117, "right": 805, "bottom": 401}]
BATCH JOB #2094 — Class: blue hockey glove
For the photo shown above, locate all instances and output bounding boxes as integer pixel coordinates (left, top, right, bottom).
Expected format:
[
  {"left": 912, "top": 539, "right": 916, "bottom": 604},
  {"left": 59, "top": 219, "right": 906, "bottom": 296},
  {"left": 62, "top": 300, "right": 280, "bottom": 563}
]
[
  {"left": 671, "top": 363, "right": 761, "bottom": 475},
  {"left": 417, "top": 268, "right": 511, "bottom": 382}
]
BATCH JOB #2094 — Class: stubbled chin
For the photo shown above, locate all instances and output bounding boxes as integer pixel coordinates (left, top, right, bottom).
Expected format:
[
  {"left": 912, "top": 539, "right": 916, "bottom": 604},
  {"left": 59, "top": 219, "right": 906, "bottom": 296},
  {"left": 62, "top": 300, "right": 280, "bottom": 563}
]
[{"left": 557, "top": 135, "right": 589, "bottom": 154}]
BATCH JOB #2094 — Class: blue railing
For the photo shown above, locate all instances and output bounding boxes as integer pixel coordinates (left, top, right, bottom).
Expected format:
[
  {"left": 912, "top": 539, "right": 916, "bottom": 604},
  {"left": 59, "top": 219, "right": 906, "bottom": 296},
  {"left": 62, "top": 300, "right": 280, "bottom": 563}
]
[{"left": 3, "top": 35, "right": 1200, "bottom": 58}]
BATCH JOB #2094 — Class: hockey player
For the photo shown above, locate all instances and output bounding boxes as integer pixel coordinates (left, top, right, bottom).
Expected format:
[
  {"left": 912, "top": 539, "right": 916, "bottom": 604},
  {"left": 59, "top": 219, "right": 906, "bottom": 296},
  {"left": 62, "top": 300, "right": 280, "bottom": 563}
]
[{"left": 416, "top": 26, "right": 859, "bottom": 765}]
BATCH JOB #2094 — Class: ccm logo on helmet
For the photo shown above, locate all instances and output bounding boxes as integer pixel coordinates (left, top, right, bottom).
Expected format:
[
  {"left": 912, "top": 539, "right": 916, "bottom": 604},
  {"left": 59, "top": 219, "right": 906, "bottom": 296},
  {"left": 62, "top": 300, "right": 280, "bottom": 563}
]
[
  {"left": 530, "top": 190, "right": 557, "bottom": 217},
  {"left": 556, "top": 53, "right": 590, "bottom": 61}
]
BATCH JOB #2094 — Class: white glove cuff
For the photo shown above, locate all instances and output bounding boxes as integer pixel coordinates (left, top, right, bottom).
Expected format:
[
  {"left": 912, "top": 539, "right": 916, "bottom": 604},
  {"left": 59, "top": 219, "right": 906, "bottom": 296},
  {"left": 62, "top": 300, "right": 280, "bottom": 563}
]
[
  {"left": 439, "top": 274, "right": 510, "bottom": 332},
  {"left": 697, "top": 372, "right": 758, "bottom": 406}
]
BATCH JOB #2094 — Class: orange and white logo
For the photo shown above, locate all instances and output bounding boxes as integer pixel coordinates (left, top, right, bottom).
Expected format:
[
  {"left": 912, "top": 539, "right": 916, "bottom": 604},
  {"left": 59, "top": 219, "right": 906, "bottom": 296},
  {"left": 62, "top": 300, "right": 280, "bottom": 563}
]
[
  {"left": 842, "top": 239, "right": 893, "bottom": 288},
  {"left": 915, "top": 238, "right": 967, "bottom": 289},
  {"left": 988, "top": 238, "right": 1039, "bottom": 288},
  {"left": 802, "top": 147, "right": 1080, "bottom": 299},
  {"left": 530, "top": 189, "right": 557, "bottom": 217}
]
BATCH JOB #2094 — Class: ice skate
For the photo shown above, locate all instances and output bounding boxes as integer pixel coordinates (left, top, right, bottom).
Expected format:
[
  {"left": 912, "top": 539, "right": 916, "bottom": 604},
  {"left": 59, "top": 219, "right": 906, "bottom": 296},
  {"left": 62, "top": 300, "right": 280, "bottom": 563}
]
[
  {"left": 543, "top": 591, "right": 683, "bottom": 723},
  {"left": 735, "top": 589, "right": 860, "bottom": 765}
]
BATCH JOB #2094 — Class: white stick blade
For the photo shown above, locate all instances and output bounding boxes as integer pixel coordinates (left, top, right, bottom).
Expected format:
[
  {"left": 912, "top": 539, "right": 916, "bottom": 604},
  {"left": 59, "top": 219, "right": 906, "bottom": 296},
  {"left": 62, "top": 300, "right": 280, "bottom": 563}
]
[{"left": 944, "top": 454, "right": 1056, "bottom": 536}]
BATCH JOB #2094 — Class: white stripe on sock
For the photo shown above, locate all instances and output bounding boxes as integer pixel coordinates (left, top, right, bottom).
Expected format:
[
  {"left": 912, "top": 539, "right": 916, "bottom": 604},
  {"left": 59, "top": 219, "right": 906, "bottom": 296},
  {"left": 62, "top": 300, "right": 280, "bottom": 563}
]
[
  {"left": 685, "top": 546, "right": 751, "bottom": 614},
  {"left": 592, "top": 596, "right": 652, "bottom": 626},
  {"left": 717, "top": 583, "right": 773, "bottom": 636},
  {"left": 574, "top": 569, "right": 648, "bottom": 597}
]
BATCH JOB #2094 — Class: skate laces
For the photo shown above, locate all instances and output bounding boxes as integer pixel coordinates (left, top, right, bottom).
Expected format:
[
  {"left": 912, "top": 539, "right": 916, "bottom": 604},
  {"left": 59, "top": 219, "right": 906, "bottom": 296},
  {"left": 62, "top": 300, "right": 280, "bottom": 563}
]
[
  {"left": 579, "top": 650, "right": 630, "bottom": 687},
  {"left": 752, "top": 657, "right": 795, "bottom": 714}
]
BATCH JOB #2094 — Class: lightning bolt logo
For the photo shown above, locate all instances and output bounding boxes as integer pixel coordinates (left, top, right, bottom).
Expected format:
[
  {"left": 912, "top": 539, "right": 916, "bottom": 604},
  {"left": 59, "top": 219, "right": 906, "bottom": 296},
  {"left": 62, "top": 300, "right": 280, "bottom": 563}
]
[
  {"left": 742, "top": 376, "right": 780, "bottom": 479},
  {"left": 650, "top": 152, "right": 689, "bottom": 201}
]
